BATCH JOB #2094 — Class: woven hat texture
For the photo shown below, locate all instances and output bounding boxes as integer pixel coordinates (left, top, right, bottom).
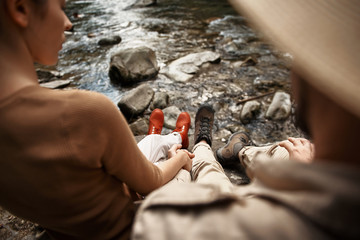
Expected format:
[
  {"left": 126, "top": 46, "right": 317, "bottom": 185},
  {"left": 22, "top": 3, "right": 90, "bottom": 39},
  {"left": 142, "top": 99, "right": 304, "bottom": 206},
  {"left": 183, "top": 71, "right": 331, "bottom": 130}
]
[{"left": 229, "top": 0, "right": 360, "bottom": 117}]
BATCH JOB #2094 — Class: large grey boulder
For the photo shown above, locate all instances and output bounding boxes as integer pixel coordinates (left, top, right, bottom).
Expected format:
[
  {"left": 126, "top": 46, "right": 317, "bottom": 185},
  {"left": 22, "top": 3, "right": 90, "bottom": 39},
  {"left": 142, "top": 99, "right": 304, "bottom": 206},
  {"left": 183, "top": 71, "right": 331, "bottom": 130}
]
[
  {"left": 118, "top": 84, "right": 154, "bottom": 121},
  {"left": 161, "top": 51, "right": 221, "bottom": 82},
  {"left": 109, "top": 46, "right": 159, "bottom": 85},
  {"left": 150, "top": 92, "right": 169, "bottom": 110},
  {"left": 240, "top": 100, "right": 261, "bottom": 123},
  {"left": 163, "top": 106, "right": 181, "bottom": 129},
  {"left": 266, "top": 91, "right": 291, "bottom": 120}
]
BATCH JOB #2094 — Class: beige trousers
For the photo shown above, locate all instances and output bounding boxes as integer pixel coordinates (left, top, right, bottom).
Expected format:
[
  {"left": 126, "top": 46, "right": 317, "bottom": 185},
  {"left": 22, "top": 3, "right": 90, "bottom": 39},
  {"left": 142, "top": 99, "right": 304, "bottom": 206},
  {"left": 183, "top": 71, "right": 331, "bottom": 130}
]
[
  {"left": 170, "top": 142, "right": 289, "bottom": 193},
  {"left": 239, "top": 144, "right": 289, "bottom": 168}
]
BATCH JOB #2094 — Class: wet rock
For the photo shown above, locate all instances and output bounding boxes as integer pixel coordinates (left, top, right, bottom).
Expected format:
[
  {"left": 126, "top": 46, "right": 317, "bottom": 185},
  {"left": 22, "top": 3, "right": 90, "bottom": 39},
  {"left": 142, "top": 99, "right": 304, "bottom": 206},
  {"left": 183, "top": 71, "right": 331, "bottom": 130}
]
[
  {"left": 98, "top": 35, "right": 122, "bottom": 46},
  {"left": 253, "top": 76, "right": 283, "bottom": 90},
  {"left": 232, "top": 56, "right": 257, "bottom": 68},
  {"left": 150, "top": 92, "right": 169, "bottom": 110},
  {"left": 118, "top": 84, "right": 154, "bottom": 121},
  {"left": 161, "top": 51, "right": 221, "bottom": 82},
  {"left": 36, "top": 69, "right": 63, "bottom": 83},
  {"left": 132, "top": 0, "right": 157, "bottom": 8},
  {"left": 129, "top": 118, "right": 148, "bottom": 135},
  {"left": 240, "top": 100, "right": 261, "bottom": 123},
  {"left": 40, "top": 80, "right": 72, "bottom": 89},
  {"left": 228, "top": 104, "right": 243, "bottom": 121},
  {"left": 214, "top": 129, "right": 232, "bottom": 142},
  {"left": 224, "top": 41, "right": 238, "bottom": 52},
  {"left": 163, "top": 106, "right": 181, "bottom": 129},
  {"left": 266, "top": 91, "right": 291, "bottom": 120},
  {"left": 109, "top": 46, "right": 159, "bottom": 85},
  {"left": 87, "top": 33, "right": 96, "bottom": 38},
  {"left": 227, "top": 124, "right": 248, "bottom": 134},
  {"left": 204, "top": 17, "right": 222, "bottom": 24}
]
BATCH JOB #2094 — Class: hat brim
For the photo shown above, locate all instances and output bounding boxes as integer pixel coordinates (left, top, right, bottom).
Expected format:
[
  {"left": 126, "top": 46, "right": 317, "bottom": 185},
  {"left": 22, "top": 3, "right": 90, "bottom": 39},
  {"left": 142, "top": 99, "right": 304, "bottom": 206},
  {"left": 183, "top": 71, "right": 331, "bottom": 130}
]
[{"left": 229, "top": 0, "right": 360, "bottom": 118}]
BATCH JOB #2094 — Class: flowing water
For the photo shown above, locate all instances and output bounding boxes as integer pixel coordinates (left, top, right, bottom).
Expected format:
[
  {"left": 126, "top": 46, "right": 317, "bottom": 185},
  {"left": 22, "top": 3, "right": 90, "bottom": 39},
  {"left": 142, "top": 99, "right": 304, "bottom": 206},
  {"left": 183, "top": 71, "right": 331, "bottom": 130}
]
[{"left": 47, "top": 0, "right": 302, "bottom": 144}]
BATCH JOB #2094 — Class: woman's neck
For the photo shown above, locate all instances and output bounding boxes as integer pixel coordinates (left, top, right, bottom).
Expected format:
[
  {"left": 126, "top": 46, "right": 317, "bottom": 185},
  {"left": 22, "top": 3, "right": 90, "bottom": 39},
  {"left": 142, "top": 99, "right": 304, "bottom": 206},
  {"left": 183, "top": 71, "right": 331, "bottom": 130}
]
[{"left": 0, "top": 39, "right": 39, "bottom": 100}]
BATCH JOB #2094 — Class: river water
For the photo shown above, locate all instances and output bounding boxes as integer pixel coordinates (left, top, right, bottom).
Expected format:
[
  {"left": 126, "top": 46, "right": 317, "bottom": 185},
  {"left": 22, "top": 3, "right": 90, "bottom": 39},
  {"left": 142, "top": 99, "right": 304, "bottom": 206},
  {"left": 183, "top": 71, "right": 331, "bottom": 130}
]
[{"left": 50, "top": 0, "right": 302, "bottom": 145}]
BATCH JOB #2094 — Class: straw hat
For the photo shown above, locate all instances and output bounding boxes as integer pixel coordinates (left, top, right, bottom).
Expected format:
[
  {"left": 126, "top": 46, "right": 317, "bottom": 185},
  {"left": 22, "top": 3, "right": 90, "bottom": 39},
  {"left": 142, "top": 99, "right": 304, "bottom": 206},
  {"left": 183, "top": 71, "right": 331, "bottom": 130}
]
[{"left": 229, "top": 0, "right": 360, "bottom": 118}]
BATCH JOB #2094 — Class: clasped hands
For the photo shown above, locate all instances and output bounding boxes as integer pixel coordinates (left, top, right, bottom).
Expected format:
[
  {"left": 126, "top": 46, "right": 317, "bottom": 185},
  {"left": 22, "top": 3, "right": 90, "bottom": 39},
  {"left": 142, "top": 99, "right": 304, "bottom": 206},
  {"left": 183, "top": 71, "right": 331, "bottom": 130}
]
[{"left": 168, "top": 144, "right": 194, "bottom": 171}]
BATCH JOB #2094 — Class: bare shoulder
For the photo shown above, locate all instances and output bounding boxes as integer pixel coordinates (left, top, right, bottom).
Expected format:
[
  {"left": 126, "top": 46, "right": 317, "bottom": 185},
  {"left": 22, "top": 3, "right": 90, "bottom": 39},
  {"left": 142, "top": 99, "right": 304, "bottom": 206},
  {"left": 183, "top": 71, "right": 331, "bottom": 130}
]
[
  {"left": 54, "top": 89, "right": 118, "bottom": 113},
  {"left": 43, "top": 88, "right": 123, "bottom": 125}
]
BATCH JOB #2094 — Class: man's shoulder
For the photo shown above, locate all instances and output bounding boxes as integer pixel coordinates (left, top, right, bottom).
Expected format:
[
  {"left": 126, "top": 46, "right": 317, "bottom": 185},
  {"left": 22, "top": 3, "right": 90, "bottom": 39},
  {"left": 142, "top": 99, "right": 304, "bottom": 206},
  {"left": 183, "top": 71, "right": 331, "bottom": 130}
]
[{"left": 133, "top": 182, "right": 328, "bottom": 240}]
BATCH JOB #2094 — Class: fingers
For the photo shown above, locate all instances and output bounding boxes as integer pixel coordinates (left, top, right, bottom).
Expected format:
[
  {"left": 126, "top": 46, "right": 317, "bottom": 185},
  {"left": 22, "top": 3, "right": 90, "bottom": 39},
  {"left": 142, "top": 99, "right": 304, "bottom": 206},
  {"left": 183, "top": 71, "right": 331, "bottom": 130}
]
[
  {"left": 278, "top": 141, "right": 293, "bottom": 152},
  {"left": 168, "top": 144, "right": 182, "bottom": 158},
  {"left": 177, "top": 149, "right": 195, "bottom": 159},
  {"left": 279, "top": 137, "right": 315, "bottom": 163},
  {"left": 287, "top": 137, "right": 312, "bottom": 147},
  {"left": 288, "top": 137, "right": 302, "bottom": 146},
  {"left": 170, "top": 144, "right": 182, "bottom": 151},
  {"left": 187, "top": 152, "right": 195, "bottom": 159}
]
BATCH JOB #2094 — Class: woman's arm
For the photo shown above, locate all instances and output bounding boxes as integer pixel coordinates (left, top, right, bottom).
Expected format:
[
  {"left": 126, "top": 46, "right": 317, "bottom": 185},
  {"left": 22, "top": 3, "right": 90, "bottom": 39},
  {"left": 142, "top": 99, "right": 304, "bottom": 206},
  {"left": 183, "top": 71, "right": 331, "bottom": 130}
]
[
  {"left": 78, "top": 92, "right": 192, "bottom": 195},
  {"left": 156, "top": 145, "right": 194, "bottom": 184}
]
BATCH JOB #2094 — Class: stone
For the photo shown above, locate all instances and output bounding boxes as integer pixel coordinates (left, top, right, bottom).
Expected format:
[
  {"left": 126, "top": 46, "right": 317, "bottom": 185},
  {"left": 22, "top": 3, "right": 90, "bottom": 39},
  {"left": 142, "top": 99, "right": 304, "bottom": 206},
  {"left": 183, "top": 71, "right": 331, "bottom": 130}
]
[
  {"left": 118, "top": 84, "right": 154, "bottom": 121},
  {"left": 224, "top": 41, "right": 238, "bottom": 52},
  {"left": 150, "top": 92, "right": 169, "bottom": 110},
  {"left": 227, "top": 124, "right": 247, "bottom": 134},
  {"left": 98, "top": 35, "right": 122, "bottom": 46},
  {"left": 214, "top": 129, "right": 232, "bottom": 142},
  {"left": 266, "top": 91, "right": 291, "bottom": 120},
  {"left": 132, "top": 0, "right": 157, "bottom": 8},
  {"left": 40, "top": 80, "right": 72, "bottom": 89},
  {"left": 232, "top": 56, "right": 257, "bottom": 68},
  {"left": 253, "top": 76, "right": 283, "bottom": 90},
  {"left": 228, "top": 104, "right": 243, "bottom": 120},
  {"left": 129, "top": 118, "right": 148, "bottom": 135},
  {"left": 36, "top": 69, "right": 63, "bottom": 83},
  {"left": 109, "top": 46, "right": 159, "bottom": 85},
  {"left": 161, "top": 51, "right": 221, "bottom": 82},
  {"left": 163, "top": 106, "right": 181, "bottom": 129},
  {"left": 240, "top": 100, "right": 261, "bottom": 123}
]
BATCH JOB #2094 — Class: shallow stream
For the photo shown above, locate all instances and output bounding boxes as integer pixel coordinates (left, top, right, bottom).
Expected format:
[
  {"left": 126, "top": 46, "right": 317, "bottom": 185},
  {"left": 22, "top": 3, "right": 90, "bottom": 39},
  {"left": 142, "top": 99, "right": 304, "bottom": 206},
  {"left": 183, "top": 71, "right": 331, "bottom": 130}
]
[{"left": 45, "top": 0, "right": 302, "bottom": 145}]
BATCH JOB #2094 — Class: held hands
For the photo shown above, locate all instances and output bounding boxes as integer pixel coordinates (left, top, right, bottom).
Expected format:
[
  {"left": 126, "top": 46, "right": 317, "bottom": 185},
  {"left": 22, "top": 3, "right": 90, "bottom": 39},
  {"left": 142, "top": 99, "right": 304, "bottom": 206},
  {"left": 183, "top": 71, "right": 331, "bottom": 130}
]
[
  {"left": 279, "top": 137, "right": 315, "bottom": 163},
  {"left": 168, "top": 144, "right": 195, "bottom": 172}
]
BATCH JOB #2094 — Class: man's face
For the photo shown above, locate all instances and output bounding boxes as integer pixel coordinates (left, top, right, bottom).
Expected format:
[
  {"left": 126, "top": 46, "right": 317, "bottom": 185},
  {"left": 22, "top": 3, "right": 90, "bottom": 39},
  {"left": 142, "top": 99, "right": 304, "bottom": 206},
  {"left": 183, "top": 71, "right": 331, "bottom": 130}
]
[{"left": 291, "top": 72, "right": 312, "bottom": 138}]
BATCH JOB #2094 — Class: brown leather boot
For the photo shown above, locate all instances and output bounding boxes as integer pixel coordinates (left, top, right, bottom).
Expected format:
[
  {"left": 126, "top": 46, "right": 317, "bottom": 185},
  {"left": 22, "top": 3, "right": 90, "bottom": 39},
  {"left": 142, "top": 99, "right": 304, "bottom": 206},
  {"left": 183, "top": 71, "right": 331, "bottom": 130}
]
[
  {"left": 194, "top": 105, "right": 215, "bottom": 146},
  {"left": 216, "top": 132, "right": 252, "bottom": 166}
]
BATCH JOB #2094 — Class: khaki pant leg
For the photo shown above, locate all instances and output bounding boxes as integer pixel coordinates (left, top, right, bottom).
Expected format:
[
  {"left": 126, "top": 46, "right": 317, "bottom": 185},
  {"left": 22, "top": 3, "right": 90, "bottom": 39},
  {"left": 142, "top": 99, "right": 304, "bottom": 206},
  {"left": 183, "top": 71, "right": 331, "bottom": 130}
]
[
  {"left": 167, "top": 169, "right": 192, "bottom": 184},
  {"left": 239, "top": 144, "right": 289, "bottom": 168},
  {"left": 190, "top": 142, "right": 234, "bottom": 193}
]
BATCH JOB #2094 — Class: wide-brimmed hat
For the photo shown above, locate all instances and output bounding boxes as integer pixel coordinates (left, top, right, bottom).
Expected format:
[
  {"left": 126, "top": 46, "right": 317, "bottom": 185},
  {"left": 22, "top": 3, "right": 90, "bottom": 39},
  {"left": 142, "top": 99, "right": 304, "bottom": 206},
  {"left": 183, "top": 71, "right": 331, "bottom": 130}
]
[{"left": 229, "top": 0, "right": 360, "bottom": 118}]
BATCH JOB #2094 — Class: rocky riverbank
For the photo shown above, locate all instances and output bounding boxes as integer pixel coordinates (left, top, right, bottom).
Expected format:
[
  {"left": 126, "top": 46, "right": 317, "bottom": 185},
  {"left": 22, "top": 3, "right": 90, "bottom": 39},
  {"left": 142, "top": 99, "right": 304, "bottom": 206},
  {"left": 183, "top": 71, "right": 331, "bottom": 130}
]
[{"left": 0, "top": 0, "right": 305, "bottom": 239}]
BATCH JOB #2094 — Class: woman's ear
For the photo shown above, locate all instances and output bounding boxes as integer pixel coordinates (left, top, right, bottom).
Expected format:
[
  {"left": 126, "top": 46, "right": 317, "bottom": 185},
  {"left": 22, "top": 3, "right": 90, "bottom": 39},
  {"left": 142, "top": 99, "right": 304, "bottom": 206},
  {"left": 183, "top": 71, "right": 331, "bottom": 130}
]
[{"left": 5, "top": 0, "right": 31, "bottom": 28}]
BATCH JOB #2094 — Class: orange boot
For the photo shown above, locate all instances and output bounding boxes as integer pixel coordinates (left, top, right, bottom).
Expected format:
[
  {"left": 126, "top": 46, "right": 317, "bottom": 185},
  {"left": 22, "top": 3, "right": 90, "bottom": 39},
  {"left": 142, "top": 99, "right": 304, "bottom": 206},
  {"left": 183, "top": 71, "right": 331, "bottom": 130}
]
[
  {"left": 148, "top": 109, "right": 164, "bottom": 135},
  {"left": 173, "top": 112, "right": 191, "bottom": 149}
]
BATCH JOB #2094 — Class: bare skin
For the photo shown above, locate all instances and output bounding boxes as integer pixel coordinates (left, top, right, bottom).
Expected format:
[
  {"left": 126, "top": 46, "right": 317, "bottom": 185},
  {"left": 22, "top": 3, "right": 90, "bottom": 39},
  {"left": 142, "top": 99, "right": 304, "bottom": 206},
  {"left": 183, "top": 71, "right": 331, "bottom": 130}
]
[
  {"left": 291, "top": 73, "right": 360, "bottom": 166},
  {"left": 0, "top": 0, "right": 193, "bottom": 196},
  {"left": 279, "top": 137, "right": 315, "bottom": 163},
  {"left": 167, "top": 144, "right": 195, "bottom": 171},
  {"left": 0, "top": 0, "right": 72, "bottom": 100}
]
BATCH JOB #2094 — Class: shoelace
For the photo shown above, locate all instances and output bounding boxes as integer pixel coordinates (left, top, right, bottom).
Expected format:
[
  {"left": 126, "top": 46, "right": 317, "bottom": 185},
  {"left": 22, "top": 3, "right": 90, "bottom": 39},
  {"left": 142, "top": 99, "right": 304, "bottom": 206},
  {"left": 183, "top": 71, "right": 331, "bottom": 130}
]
[
  {"left": 150, "top": 126, "right": 161, "bottom": 134},
  {"left": 199, "top": 117, "right": 211, "bottom": 138}
]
